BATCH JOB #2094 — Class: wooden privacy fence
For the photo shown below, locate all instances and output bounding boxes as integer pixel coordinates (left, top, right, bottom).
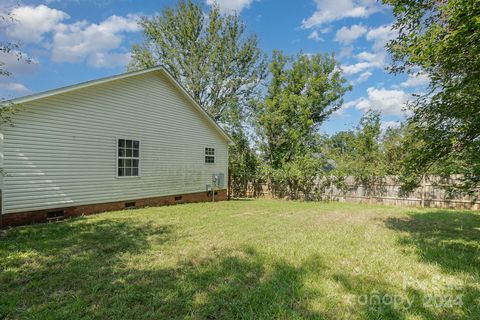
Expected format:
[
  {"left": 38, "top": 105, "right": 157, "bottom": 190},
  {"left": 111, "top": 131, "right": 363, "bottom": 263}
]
[{"left": 238, "top": 175, "right": 480, "bottom": 210}]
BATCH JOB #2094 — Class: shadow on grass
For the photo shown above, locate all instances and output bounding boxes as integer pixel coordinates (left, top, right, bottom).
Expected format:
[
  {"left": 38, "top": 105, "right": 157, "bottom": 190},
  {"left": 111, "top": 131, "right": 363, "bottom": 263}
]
[
  {"left": 3, "top": 209, "right": 479, "bottom": 319},
  {"left": 0, "top": 218, "right": 176, "bottom": 318},
  {"left": 384, "top": 210, "right": 480, "bottom": 275},
  {"left": 331, "top": 272, "right": 473, "bottom": 320},
  {"left": 1, "top": 218, "right": 175, "bottom": 264},
  {"left": 0, "top": 217, "right": 324, "bottom": 319},
  {"left": 123, "top": 249, "right": 326, "bottom": 319},
  {"left": 383, "top": 210, "right": 480, "bottom": 318}
]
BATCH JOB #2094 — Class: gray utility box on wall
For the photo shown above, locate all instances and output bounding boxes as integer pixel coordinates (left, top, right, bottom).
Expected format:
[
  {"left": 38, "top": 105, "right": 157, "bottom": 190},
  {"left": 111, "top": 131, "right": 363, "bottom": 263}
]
[{"left": 212, "top": 173, "right": 225, "bottom": 188}]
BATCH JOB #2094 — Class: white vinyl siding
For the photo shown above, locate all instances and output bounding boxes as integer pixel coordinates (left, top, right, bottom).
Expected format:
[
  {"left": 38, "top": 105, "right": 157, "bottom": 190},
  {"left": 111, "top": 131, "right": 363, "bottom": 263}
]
[{"left": 1, "top": 72, "right": 228, "bottom": 214}]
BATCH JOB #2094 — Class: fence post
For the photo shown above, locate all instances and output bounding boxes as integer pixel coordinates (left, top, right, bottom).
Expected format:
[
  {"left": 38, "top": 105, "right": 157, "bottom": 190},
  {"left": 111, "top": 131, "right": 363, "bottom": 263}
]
[
  {"left": 227, "top": 170, "right": 231, "bottom": 200},
  {"left": 329, "top": 177, "right": 333, "bottom": 201},
  {"left": 0, "top": 189, "right": 2, "bottom": 228},
  {"left": 421, "top": 175, "right": 426, "bottom": 208}
]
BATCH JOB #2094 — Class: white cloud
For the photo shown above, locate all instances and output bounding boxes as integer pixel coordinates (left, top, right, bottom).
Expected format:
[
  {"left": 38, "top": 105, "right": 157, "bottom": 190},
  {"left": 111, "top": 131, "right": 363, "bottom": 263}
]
[
  {"left": 319, "top": 26, "right": 333, "bottom": 34},
  {"left": 0, "top": 0, "right": 18, "bottom": 12},
  {"left": 0, "top": 81, "right": 31, "bottom": 94},
  {"left": 338, "top": 46, "right": 354, "bottom": 58},
  {"left": 335, "top": 98, "right": 358, "bottom": 116},
  {"left": 2, "top": 4, "right": 140, "bottom": 69},
  {"left": 205, "top": 0, "right": 254, "bottom": 13},
  {"left": 356, "top": 51, "right": 377, "bottom": 62},
  {"left": 308, "top": 30, "right": 324, "bottom": 41},
  {"left": 0, "top": 51, "right": 39, "bottom": 74},
  {"left": 334, "top": 24, "right": 367, "bottom": 45},
  {"left": 366, "top": 24, "right": 397, "bottom": 51},
  {"left": 341, "top": 51, "right": 385, "bottom": 75},
  {"left": 381, "top": 120, "right": 401, "bottom": 131},
  {"left": 341, "top": 99, "right": 359, "bottom": 110},
  {"left": 6, "top": 5, "right": 69, "bottom": 43},
  {"left": 339, "top": 25, "right": 395, "bottom": 75},
  {"left": 400, "top": 73, "right": 430, "bottom": 88},
  {"left": 87, "top": 52, "right": 132, "bottom": 69},
  {"left": 332, "top": 107, "right": 346, "bottom": 117},
  {"left": 353, "top": 71, "right": 372, "bottom": 84},
  {"left": 341, "top": 62, "right": 371, "bottom": 75},
  {"left": 52, "top": 14, "right": 140, "bottom": 68},
  {"left": 302, "top": 0, "right": 380, "bottom": 29},
  {"left": 344, "top": 87, "right": 410, "bottom": 116}
]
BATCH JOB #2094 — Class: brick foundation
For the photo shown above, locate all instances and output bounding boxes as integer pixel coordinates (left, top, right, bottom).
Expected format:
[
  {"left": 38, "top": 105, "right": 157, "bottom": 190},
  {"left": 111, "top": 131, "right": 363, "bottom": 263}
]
[{"left": 1, "top": 189, "right": 227, "bottom": 228}]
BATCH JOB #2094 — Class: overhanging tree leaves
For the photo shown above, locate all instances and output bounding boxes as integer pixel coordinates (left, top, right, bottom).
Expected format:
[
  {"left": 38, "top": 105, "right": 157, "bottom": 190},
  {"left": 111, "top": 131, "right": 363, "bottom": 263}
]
[
  {"left": 129, "top": 0, "right": 267, "bottom": 127},
  {"left": 383, "top": 0, "right": 480, "bottom": 193},
  {"left": 1, "top": 9, "right": 31, "bottom": 125}
]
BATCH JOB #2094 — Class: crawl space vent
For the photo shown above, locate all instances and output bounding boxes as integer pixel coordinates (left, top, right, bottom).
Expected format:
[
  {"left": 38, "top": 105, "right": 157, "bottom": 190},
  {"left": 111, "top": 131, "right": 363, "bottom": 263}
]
[
  {"left": 125, "top": 202, "right": 136, "bottom": 209},
  {"left": 47, "top": 210, "right": 65, "bottom": 220}
]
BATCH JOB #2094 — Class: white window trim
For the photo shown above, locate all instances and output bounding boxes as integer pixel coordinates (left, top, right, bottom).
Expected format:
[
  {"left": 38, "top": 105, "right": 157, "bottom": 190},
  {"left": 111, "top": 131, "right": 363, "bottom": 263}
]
[
  {"left": 204, "top": 146, "right": 215, "bottom": 165},
  {"left": 116, "top": 137, "right": 142, "bottom": 178}
]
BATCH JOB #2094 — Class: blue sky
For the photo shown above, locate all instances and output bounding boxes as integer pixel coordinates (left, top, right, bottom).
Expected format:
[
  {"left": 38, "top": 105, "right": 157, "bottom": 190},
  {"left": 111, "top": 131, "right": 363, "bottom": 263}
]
[{"left": 0, "top": 0, "right": 429, "bottom": 134}]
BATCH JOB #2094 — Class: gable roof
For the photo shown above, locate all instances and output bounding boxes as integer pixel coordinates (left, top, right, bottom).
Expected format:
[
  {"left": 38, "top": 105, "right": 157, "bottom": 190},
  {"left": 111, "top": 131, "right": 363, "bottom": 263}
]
[{"left": 4, "top": 66, "right": 232, "bottom": 143}]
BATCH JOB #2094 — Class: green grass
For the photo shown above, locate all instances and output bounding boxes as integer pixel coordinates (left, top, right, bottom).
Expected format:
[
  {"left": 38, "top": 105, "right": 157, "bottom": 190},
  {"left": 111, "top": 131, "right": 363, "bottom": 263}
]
[{"left": 1, "top": 199, "right": 479, "bottom": 319}]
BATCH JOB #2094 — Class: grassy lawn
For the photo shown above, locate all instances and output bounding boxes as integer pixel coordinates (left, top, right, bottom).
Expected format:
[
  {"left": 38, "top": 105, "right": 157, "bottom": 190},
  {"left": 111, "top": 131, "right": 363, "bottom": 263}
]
[{"left": 1, "top": 199, "right": 479, "bottom": 319}]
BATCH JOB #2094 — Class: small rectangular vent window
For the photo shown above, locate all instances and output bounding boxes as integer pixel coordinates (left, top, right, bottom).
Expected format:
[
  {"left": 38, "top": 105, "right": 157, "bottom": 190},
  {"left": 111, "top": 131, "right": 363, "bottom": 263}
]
[
  {"left": 125, "top": 202, "right": 136, "bottom": 209},
  {"left": 175, "top": 196, "right": 183, "bottom": 201},
  {"left": 205, "top": 147, "right": 215, "bottom": 164},
  {"left": 47, "top": 210, "right": 65, "bottom": 219}
]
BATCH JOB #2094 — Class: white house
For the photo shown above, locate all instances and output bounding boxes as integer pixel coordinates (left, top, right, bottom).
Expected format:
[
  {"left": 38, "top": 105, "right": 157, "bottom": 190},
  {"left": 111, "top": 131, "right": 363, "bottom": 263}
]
[{"left": 0, "top": 66, "right": 231, "bottom": 227}]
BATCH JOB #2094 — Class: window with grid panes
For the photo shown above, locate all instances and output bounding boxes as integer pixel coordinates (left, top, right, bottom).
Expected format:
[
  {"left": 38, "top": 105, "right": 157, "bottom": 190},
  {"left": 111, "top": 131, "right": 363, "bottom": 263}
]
[
  {"left": 205, "top": 147, "right": 215, "bottom": 164},
  {"left": 117, "top": 139, "right": 140, "bottom": 177}
]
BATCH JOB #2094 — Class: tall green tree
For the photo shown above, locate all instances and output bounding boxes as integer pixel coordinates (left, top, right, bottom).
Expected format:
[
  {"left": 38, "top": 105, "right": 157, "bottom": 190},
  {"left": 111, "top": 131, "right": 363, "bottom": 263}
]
[
  {"left": 382, "top": 124, "right": 406, "bottom": 175},
  {"left": 254, "top": 51, "right": 350, "bottom": 198},
  {"left": 383, "top": 0, "right": 480, "bottom": 192},
  {"left": 349, "top": 111, "right": 385, "bottom": 191},
  {"left": 255, "top": 51, "right": 350, "bottom": 168},
  {"left": 326, "top": 111, "right": 387, "bottom": 193},
  {"left": 129, "top": 0, "right": 266, "bottom": 126},
  {"left": 228, "top": 130, "right": 261, "bottom": 197}
]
